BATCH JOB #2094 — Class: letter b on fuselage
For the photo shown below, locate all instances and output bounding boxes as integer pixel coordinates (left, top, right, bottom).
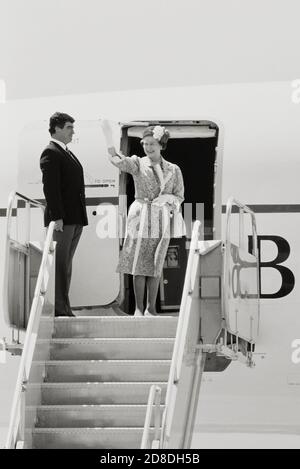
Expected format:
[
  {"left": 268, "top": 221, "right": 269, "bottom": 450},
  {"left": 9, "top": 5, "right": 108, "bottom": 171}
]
[{"left": 249, "top": 235, "right": 295, "bottom": 299}]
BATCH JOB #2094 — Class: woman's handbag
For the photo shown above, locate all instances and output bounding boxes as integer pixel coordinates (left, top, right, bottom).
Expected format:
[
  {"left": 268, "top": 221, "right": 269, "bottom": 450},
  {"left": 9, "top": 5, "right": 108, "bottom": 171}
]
[
  {"left": 152, "top": 194, "right": 186, "bottom": 238},
  {"left": 170, "top": 209, "right": 186, "bottom": 238}
]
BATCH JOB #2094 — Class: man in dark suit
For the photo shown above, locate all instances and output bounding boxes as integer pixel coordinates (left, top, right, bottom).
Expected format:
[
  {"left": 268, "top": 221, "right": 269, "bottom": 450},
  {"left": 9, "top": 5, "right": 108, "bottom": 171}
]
[{"left": 40, "top": 112, "right": 88, "bottom": 317}]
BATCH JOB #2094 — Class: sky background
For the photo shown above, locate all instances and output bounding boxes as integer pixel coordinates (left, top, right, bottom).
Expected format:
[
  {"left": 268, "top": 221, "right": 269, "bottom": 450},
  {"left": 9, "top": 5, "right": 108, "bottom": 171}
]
[{"left": 1, "top": 0, "right": 300, "bottom": 100}]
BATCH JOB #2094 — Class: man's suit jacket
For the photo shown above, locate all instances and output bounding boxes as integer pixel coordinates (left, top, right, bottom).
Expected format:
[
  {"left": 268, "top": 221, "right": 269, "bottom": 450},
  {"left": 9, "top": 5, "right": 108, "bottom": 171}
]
[{"left": 40, "top": 141, "right": 88, "bottom": 227}]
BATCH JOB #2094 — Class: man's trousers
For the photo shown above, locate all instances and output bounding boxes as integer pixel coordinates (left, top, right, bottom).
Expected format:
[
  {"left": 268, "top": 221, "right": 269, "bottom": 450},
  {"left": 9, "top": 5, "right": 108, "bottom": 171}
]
[{"left": 53, "top": 224, "right": 83, "bottom": 316}]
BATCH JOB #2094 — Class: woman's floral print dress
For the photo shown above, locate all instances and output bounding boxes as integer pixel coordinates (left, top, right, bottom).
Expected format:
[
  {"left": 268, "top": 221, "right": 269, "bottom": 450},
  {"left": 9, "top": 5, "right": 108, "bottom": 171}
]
[{"left": 114, "top": 155, "right": 184, "bottom": 277}]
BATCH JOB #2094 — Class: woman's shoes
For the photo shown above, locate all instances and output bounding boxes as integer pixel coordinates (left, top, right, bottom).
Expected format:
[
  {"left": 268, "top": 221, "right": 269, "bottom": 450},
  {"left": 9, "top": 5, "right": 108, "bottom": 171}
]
[
  {"left": 133, "top": 309, "right": 159, "bottom": 317},
  {"left": 134, "top": 309, "right": 144, "bottom": 317},
  {"left": 144, "top": 310, "right": 158, "bottom": 317}
]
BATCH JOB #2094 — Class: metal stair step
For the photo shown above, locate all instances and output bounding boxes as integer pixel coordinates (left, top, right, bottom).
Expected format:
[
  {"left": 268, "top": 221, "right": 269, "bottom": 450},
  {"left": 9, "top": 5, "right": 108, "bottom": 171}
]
[
  {"left": 71, "top": 305, "right": 128, "bottom": 316},
  {"left": 26, "top": 382, "right": 167, "bottom": 405},
  {"left": 27, "top": 404, "right": 164, "bottom": 428},
  {"left": 30, "top": 427, "right": 157, "bottom": 449},
  {"left": 35, "top": 338, "right": 174, "bottom": 360},
  {"left": 51, "top": 316, "right": 178, "bottom": 339},
  {"left": 31, "top": 360, "right": 171, "bottom": 383}
]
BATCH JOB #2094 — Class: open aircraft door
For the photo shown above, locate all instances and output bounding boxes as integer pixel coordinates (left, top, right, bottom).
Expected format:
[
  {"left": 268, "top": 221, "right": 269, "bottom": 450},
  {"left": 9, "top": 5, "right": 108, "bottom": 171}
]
[{"left": 16, "top": 119, "right": 122, "bottom": 308}]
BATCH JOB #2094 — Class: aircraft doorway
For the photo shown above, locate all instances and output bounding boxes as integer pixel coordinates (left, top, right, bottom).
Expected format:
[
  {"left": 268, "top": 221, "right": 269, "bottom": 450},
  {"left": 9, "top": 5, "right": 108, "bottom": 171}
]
[{"left": 119, "top": 121, "right": 220, "bottom": 314}]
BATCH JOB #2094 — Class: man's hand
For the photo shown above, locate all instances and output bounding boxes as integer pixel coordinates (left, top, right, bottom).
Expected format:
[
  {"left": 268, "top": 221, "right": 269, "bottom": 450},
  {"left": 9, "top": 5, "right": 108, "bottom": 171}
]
[{"left": 54, "top": 219, "right": 64, "bottom": 232}]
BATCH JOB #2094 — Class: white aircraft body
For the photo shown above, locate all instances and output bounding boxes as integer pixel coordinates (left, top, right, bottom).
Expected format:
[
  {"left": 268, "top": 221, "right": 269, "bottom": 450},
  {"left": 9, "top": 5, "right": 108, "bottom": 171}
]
[{"left": 0, "top": 79, "right": 300, "bottom": 448}]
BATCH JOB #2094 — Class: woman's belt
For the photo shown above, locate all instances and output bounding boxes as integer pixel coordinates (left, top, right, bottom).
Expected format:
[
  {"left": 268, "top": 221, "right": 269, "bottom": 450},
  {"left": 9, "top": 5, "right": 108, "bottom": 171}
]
[{"left": 135, "top": 198, "right": 154, "bottom": 204}]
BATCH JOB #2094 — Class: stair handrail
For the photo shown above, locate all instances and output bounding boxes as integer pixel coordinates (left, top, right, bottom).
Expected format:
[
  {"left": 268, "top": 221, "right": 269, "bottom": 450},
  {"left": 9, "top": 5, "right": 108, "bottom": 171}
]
[
  {"left": 141, "top": 385, "right": 162, "bottom": 449},
  {"left": 160, "top": 220, "right": 201, "bottom": 448},
  {"left": 5, "top": 220, "right": 55, "bottom": 449},
  {"left": 224, "top": 197, "right": 260, "bottom": 339},
  {"left": 3, "top": 191, "right": 45, "bottom": 329},
  {"left": 148, "top": 201, "right": 259, "bottom": 448},
  {"left": 225, "top": 196, "right": 258, "bottom": 257}
]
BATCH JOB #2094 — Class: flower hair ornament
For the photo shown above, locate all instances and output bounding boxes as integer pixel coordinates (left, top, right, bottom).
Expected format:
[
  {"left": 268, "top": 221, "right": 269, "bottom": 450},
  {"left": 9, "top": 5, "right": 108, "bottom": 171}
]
[
  {"left": 152, "top": 125, "right": 166, "bottom": 141},
  {"left": 142, "top": 125, "right": 170, "bottom": 149}
]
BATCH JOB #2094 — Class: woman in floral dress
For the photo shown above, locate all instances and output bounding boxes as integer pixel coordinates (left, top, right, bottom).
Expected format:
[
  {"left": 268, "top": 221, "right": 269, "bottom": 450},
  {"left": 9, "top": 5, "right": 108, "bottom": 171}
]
[{"left": 101, "top": 120, "right": 185, "bottom": 316}]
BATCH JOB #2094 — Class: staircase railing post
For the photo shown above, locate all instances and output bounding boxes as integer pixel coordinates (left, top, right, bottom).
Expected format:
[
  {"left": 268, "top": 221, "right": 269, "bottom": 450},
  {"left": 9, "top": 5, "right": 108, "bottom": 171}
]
[{"left": 17, "top": 371, "right": 27, "bottom": 448}]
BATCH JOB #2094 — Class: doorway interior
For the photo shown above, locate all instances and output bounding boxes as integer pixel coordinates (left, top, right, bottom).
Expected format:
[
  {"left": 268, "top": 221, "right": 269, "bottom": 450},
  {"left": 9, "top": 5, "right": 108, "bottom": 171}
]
[{"left": 119, "top": 121, "right": 220, "bottom": 314}]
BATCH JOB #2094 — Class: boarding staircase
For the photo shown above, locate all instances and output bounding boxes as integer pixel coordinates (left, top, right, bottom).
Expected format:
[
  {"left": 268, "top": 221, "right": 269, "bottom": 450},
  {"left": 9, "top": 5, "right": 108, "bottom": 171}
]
[
  {"left": 26, "top": 315, "right": 177, "bottom": 449},
  {"left": 3, "top": 192, "right": 260, "bottom": 449}
]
